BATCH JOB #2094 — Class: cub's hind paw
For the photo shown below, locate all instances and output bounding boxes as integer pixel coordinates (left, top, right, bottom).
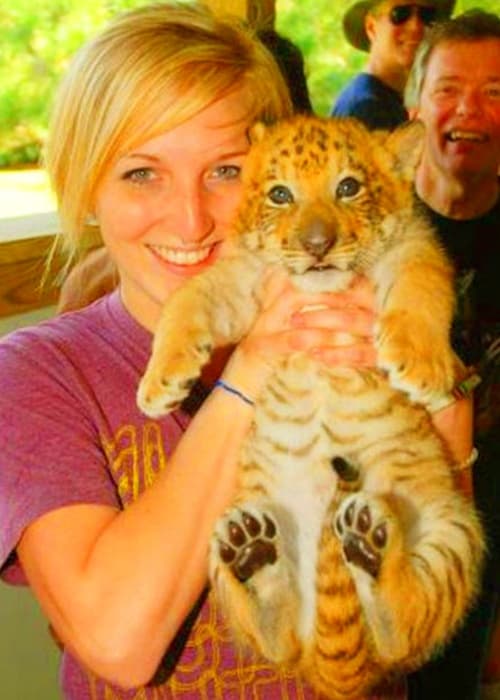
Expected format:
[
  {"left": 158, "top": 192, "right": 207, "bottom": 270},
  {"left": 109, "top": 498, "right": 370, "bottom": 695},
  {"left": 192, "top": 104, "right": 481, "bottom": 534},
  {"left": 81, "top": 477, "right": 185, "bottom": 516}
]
[
  {"left": 212, "top": 508, "right": 278, "bottom": 583},
  {"left": 334, "top": 495, "right": 394, "bottom": 579}
]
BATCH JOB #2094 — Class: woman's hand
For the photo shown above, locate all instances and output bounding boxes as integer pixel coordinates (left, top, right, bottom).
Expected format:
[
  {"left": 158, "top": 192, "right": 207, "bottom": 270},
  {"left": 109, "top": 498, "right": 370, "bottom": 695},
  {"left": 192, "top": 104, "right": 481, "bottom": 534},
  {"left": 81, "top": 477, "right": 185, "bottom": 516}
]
[{"left": 222, "top": 270, "right": 377, "bottom": 400}]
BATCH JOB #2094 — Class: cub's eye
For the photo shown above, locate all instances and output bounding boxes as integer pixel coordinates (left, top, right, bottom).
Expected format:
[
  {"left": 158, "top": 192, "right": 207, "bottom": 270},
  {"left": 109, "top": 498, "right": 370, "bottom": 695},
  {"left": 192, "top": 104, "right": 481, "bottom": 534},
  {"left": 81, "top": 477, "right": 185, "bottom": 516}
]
[
  {"left": 336, "top": 177, "right": 361, "bottom": 199},
  {"left": 268, "top": 185, "right": 294, "bottom": 205}
]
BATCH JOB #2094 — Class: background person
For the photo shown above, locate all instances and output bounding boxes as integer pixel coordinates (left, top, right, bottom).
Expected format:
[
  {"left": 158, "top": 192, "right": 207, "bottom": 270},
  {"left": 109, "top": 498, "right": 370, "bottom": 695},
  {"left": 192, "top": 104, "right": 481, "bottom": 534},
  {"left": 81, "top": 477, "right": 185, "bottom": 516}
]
[
  {"left": 405, "top": 10, "right": 500, "bottom": 699},
  {"left": 331, "top": 0, "right": 455, "bottom": 130}
]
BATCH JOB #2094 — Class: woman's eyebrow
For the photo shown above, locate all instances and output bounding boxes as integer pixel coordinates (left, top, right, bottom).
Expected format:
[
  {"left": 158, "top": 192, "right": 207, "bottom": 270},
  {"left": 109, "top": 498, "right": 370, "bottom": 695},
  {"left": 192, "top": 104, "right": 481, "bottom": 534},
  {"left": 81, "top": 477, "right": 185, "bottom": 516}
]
[{"left": 119, "top": 153, "right": 161, "bottom": 163}]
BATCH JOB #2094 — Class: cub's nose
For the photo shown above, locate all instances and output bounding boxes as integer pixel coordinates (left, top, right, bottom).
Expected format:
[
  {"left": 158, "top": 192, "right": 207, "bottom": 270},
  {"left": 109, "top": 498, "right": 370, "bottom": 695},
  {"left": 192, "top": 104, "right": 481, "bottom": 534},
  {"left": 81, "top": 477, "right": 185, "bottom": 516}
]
[{"left": 299, "top": 218, "right": 337, "bottom": 258}]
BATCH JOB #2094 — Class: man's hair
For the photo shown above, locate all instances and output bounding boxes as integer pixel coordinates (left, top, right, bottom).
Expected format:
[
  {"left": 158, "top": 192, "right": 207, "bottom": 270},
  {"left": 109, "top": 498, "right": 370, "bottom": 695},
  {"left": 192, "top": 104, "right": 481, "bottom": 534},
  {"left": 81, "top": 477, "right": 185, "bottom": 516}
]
[{"left": 405, "top": 9, "right": 500, "bottom": 108}]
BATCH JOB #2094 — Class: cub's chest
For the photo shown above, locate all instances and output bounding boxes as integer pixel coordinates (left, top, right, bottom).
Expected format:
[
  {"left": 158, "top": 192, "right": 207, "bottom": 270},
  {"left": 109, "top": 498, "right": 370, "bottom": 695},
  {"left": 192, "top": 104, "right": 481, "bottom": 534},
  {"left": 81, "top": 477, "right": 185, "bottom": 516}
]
[{"left": 241, "top": 355, "right": 339, "bottom": 507}]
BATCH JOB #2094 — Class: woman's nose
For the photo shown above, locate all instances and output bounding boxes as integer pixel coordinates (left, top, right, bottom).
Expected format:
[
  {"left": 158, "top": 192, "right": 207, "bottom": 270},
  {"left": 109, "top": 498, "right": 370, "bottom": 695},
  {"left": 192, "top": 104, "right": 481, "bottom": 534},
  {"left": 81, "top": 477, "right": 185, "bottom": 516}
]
[{"left": 168, "top": 184, "right": 215, "bottom": 243}]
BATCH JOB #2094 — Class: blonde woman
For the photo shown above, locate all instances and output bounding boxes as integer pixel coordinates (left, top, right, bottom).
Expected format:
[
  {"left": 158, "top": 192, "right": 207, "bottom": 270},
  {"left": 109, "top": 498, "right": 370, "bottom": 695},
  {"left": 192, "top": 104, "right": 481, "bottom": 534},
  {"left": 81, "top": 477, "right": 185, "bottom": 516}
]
[{"left": 0, "top": 3, "right": 470, "bottom": 699}]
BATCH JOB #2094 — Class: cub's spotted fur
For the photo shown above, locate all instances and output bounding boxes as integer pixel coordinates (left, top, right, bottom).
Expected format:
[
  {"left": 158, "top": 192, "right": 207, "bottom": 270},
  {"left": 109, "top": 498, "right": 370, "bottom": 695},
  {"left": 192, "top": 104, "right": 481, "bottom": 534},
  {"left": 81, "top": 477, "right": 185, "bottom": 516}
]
[{"left": 138, "top": 116, "right": 483, "bottom": 699}]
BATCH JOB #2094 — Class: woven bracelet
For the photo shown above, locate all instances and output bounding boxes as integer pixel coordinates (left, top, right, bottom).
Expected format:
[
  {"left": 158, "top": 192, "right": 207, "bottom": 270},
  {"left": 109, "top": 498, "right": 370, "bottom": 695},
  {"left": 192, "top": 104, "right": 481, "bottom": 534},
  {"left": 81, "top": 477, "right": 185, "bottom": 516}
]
[
  {"left": 214, "top": 379, "right": 255, "bottom": 407},
  {"left": 427, "top": 371, "right": 482, "bottom": 413}
]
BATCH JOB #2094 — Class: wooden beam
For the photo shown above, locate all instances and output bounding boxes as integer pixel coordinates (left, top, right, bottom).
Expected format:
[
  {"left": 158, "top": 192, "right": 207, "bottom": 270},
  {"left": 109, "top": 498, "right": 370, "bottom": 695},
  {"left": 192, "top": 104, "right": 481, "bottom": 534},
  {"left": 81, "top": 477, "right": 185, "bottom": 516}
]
[
  {"left": 0, "top": 209, "right": 104, "bottom": 318},
  {"left": 0, "top": 235, "right": 64, "bottom": 318},
  {"left": 204, "top": 0, "right": 275, "bottom": 25}
]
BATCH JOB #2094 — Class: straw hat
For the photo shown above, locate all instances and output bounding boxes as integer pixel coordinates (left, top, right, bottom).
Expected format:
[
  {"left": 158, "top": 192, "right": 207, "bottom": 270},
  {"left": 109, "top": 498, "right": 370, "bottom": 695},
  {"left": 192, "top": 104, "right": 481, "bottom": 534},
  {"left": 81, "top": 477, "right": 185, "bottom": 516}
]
[{"left": 343, "top": 0, "right": 456, "bottom": 51}]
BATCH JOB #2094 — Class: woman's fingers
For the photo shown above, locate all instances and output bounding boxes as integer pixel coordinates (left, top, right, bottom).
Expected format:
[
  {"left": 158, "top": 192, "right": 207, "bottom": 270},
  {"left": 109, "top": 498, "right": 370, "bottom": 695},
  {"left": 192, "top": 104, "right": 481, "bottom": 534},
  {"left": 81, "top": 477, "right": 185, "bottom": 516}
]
[
  {"left": 291, "top": 304, "right": 375, "bottom": 337},
  {"left": 243, "top": 271, "right": 377, "bottom": 369},
  {"left": 311, "top": 341, "right": 377, "bottom": 367}
]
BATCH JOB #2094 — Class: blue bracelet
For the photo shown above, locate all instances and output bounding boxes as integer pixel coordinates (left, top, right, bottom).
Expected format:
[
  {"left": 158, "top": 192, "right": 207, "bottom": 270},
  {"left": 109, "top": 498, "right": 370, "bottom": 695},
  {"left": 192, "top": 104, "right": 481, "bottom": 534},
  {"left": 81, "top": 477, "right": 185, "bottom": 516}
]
[{"left": 214, "top": 379, "right": 255, "bottom": 407}]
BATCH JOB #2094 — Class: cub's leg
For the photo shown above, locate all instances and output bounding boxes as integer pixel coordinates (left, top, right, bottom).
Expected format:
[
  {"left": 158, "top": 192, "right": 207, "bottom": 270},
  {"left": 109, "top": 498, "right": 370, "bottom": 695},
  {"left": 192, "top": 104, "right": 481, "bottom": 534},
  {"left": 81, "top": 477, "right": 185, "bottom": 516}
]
[
  {"left": 374, "top": 237, "right": 458, "bottom": 404},
  {"left": 137, "top": 250, "right": 264, "bottom": 417},
  {"left": 209, "top": 504, "right": 302, "bottom": 663},
  {"left": 332, "top": 489, "right": 483, "bottom": 668}
]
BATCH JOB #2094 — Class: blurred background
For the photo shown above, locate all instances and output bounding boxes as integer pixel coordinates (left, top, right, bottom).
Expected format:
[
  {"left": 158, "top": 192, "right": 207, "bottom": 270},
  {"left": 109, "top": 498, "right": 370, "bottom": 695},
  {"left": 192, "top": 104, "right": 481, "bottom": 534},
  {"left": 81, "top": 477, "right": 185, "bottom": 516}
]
[{"left": 0, "top": 0, "right": 499, "bottom": 170}]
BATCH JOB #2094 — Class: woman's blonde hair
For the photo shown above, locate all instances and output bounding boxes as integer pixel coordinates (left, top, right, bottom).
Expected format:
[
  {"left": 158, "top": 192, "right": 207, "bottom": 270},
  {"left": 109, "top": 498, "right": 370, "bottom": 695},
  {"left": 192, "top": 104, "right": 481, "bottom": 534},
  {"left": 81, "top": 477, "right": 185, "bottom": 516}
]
[{"left": 45, "top": 1, "right": 293, "bottom": 264}]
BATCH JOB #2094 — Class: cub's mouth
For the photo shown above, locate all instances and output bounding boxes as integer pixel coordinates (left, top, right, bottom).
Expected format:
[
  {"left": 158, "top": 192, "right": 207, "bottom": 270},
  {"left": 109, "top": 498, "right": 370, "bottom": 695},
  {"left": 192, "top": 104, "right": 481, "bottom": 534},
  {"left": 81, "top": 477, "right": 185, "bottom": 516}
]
[{"left": 307, "top": 262, "right": 337, "bottom": 272}]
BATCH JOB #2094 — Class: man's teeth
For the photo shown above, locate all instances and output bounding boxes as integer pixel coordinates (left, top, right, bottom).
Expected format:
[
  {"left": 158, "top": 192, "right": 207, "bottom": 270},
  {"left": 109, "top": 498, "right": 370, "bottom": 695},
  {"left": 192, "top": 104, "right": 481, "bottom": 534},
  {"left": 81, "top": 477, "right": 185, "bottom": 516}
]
[
  {"left": 448, "top": 130, "right": 487, "bottom": 143},
  {"left": 150, "top": 246, "right": 211, "bottom": 265}
]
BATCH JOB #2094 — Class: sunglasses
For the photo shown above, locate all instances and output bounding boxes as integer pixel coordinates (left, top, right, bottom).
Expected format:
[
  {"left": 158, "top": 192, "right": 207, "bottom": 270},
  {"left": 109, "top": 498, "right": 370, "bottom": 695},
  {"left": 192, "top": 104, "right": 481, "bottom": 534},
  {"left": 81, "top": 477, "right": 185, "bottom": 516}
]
[{"left": 388, "top": 4, "right": 438, "bottom": 26}]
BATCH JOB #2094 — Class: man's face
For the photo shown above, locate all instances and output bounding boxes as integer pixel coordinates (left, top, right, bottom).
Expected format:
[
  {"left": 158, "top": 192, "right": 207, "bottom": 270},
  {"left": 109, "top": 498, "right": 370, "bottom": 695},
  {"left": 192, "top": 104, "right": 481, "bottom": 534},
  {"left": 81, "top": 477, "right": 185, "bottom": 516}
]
[
  {"left": 415, "top": 38, "right": 500, "bottom": 180},
  {"left": 366, "top": 1, "right": 433, "bottom": 72}
]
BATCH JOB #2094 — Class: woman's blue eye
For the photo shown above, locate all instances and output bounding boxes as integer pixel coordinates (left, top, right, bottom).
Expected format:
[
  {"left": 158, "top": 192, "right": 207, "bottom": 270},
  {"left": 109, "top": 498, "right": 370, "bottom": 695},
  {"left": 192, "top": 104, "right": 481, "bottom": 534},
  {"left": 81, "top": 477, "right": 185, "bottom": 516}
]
[
  {"left": 212, "top": 165, "right": 241, "bottom": 180},
  {"left": 122, "top": 168, "right": 155, "bottom": 183}
]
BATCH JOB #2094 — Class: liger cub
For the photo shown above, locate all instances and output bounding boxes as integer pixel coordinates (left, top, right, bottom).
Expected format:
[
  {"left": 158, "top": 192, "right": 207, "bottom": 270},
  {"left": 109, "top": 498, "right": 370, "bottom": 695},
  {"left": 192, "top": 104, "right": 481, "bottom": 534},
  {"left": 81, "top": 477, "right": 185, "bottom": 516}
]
[{"left": 137, "top": 115, "right": 484, "bottom": 699}]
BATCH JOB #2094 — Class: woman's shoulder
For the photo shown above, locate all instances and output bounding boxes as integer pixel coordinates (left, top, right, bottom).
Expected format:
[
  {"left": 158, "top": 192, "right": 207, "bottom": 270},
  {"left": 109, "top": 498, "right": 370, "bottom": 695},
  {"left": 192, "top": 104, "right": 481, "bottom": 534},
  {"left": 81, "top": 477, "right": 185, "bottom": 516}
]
[{"left": 0, "top": 291, "right": 150, "bottom": 387}]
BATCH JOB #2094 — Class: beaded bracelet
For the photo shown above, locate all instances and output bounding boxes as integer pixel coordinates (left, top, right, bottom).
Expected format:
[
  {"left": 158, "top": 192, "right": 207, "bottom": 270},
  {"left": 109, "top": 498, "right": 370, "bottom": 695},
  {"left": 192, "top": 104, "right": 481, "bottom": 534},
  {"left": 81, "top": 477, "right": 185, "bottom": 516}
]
[
  {"left": 214, "top": 379, "right": 255, "bottom": 407},
  {"left": 451, "top": 447, "right": 479, "bottom": 473}
]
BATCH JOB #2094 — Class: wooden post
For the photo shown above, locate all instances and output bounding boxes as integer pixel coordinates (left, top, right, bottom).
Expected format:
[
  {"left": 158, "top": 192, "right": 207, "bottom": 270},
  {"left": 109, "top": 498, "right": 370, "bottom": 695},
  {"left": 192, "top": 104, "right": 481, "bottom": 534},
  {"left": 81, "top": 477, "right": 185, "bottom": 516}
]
[{"left": 203, "top": 0, "right": 275, "bottom": 26}]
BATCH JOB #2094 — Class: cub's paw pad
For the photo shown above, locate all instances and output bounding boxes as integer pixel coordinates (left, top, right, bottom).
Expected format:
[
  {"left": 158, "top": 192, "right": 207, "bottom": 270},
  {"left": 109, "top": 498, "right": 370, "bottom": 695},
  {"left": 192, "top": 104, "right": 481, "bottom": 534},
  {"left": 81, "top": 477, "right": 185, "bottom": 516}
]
[
  {"left": 334, "top": 496, "right": 389, "bottom": 578},
  {"left": 214, "top": 509, "right": 278, "bottom": 582}
]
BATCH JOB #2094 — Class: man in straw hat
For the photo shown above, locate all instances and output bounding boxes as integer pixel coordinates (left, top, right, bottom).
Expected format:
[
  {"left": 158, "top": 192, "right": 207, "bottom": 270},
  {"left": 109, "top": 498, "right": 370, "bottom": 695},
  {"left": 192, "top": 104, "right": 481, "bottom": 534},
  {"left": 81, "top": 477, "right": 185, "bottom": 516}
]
[{"left": 331, "top": 0, "right": 455, "bottom": 129}]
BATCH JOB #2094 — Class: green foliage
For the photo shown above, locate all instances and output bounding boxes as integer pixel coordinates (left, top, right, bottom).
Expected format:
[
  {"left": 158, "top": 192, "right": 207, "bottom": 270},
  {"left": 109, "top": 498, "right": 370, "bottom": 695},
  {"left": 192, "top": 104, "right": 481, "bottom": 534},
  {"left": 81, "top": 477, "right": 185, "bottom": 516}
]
[
  {"left": 0, "top": 0, "right": 499, "bottom": 165},
  {"left": 277, "top": 0, "right": 500, "bottom": 115},
  {"left": 0, "top": 0, "right": 153, "bottom": 166}
]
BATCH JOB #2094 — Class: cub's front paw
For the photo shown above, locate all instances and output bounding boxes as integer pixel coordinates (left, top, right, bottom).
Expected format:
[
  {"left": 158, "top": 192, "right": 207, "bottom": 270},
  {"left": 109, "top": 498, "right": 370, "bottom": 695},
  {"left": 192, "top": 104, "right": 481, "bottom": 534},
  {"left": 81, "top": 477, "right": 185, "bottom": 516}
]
[
  {"left": 377, "top": 313, "right": 455, "bottom": 403},
  {"left": 137, "top": 337, "right": 213, "bottom": 418},
  {"left": 334, "top": 494, "right": 395, "bottom": 579},
  {"left": 211, "top": 508, "right": 278, "bottom": 583}
]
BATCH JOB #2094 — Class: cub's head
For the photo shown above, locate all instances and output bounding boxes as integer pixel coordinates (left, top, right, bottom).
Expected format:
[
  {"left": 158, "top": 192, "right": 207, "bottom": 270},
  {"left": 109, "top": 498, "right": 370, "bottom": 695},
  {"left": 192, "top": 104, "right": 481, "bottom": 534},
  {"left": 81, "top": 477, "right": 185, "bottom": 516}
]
[{"left": 234, "top": 115, "right": 424, "bottom": 275}]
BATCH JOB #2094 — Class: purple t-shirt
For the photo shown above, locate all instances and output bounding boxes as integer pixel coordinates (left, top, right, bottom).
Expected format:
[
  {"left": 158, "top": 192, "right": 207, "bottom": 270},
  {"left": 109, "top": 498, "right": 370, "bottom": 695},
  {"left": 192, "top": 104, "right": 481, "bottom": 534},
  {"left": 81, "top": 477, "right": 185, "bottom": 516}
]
[
  {"left": 0, "top": 292, "right": 316, "bottom": 698},
  {"left": 0, "top": 291, "right": 406, "bottom": 699}
]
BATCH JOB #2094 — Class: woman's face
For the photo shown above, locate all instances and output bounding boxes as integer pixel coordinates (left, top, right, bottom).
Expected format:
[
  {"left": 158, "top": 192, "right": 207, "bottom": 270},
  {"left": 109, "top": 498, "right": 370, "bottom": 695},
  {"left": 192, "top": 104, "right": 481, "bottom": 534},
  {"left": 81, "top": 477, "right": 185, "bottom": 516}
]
[{"left": 94, "top": 89, "right": 253, "bottom": 330}]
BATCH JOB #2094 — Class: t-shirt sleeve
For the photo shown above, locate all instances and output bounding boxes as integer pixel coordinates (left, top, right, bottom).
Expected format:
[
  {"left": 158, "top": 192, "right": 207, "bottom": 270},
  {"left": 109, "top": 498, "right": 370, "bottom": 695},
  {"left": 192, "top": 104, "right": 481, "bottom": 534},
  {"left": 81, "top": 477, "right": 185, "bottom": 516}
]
[{"left": 0, "top": 330, "right": 120, "bottom": 583}]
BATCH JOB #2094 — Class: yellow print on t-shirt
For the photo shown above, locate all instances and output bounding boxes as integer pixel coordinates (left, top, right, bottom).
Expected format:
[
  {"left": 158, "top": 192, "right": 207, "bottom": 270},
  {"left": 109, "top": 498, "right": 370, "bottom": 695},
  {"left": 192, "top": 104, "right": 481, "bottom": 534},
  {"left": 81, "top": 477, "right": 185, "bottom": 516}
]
[
  {"left": 92, "top": 421, "right": 324, "bottom": 698},
  {"left": 101, "top": 421, "right": 167, "bottom": 506}
]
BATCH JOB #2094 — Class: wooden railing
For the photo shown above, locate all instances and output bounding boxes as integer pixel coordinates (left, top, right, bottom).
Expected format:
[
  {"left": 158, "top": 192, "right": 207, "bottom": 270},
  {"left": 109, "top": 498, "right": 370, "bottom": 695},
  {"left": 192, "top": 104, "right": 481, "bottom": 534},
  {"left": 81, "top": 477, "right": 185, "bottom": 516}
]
[{"left": 0, "top": 213, "right": 63, "bottom": 318}]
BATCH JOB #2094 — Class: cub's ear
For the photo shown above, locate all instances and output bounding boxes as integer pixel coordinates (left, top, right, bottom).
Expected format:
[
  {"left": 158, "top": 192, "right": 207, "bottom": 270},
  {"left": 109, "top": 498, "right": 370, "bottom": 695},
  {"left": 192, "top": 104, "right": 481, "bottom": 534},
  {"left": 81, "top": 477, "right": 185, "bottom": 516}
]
[
  {"left": 385, "top": 120, "right": 425, "bottom": 179},
  {"left": 247, "top": 121, "right": 268, "bottom": 145}
]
